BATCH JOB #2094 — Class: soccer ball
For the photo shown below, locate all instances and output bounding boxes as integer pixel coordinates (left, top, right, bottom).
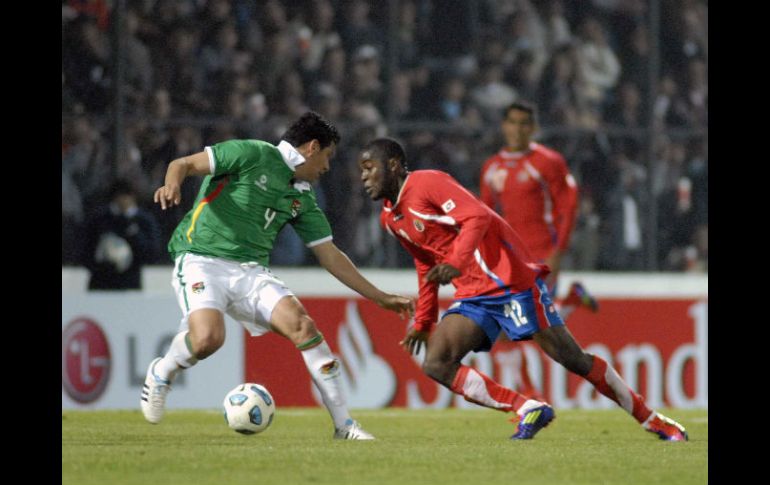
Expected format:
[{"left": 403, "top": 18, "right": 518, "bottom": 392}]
[{"left": 223, "top": 383, "right": 276, "bottom": 435}]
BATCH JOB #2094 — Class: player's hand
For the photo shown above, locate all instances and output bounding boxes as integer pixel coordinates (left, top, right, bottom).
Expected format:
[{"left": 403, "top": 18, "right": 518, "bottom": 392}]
[
  {"left": 400, "top": 327, "right": 430, "bottom": 355},
  {"left": 425, "top": 264, "right": 461, "bottom": 285},
  {"left": 154, "top": 184, "right": 182, "bottom": 210},
  {"left": 377, "top": 294, "right": 415, "bottom": 320}
]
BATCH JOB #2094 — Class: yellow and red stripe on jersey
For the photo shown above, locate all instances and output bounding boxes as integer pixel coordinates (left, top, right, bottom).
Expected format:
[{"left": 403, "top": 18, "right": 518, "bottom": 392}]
[{"left": 186, "top": 178, "right": 229, "bottom": 242}]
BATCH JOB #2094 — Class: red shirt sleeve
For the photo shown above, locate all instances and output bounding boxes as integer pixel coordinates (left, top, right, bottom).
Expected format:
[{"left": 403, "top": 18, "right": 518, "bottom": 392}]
[
  {"left": 380, "top": 208, "right": 439, "bottom": 332},
  {"left": 399, "top": 240, "right": 440, "bottom": 333},
  {"left": 541, "top": 152, "right": 579, "bottom": 252},
  {"left": 425, "top": 174, "right": 492, "bottom": 273}
]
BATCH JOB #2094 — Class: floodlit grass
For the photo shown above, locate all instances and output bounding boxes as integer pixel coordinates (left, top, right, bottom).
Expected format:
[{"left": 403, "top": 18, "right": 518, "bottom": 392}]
[{"left": 62, "top": 408, "right": 707, "bottom": 485}]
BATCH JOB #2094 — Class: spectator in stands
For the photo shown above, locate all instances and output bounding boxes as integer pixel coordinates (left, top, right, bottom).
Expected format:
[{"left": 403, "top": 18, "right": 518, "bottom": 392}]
[
  {"left": 537, "top": 44, "right": 582, "bottom": 127},
  {"left": 62, "top": 16, "right": 111, "bottom": 112},
  {"left": 599, "top": 147, "right": 647, "bottom": 271},
  {"left": 605, "top": 81, "right": 646, "bottom": 128},
  {"left": 574, "top": 16, "right": 621, "bottom": 116},
  {"left": 299, "top": 0, "right": 341, "bottom": 76},
  {"left": 339, "top": 0, "right": 384, "bottom": 53},
  {"left": 84, "top": 179, "right": 162, "bottom": 289},
  {"left": 470, "top": 63, "right": 518, "bottom": 122}
]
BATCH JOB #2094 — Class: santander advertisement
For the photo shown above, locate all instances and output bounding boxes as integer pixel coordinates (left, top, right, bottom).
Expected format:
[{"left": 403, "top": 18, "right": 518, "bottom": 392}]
[{"left": 245, "top": 297, "right": 707, "bottom": 409}]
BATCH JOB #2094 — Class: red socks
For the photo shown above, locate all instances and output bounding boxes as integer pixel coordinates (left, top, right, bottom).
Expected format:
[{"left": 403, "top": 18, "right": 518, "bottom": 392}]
[
  {"left": 450, "top": 365, "right": 534, "bottom": 414},
  {"left": 585, "top": 355, "right": 653, "bottom": 423}
]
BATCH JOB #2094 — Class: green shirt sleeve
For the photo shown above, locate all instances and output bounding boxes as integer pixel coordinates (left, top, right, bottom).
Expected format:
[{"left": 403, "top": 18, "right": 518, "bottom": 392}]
[
  {"left": 291, "top": 201, "right": 333, "bottom": 247},
  {"left": 210, "top": 140, "right": 265, "bottom": 176}
]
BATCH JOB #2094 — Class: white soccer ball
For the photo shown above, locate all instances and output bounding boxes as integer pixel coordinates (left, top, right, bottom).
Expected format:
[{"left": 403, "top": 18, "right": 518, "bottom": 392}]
[{"left": 223, "top": 383, "right": 276, "bottom": 435}]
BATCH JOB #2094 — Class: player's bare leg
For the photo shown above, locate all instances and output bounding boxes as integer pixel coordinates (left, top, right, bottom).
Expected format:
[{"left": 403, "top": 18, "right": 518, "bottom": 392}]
[
  {"left": 270, "top": 295, "right": 372, "bottom": 440},
  {"left": 533, "top": 325, "right": 688, "bottom": 441},
  {"left": 422, "top": 314, "right": 552, "bottom": 438}
]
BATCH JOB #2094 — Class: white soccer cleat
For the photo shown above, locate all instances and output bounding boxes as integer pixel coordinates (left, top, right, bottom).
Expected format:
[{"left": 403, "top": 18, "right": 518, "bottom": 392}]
[
  {"left": 140, "top": 357, "right": 171, "bottom": 424},
  {"left": 333, "top": 419, "right": 375, "bottom": 440}
]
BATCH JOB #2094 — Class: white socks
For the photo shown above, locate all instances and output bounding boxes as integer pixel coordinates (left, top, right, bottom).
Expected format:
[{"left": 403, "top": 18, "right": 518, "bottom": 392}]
[
  {"left": 155, "top": 331, "right": 199, "bottom": 382},
  {"left": 153, "top": 331, "right": 352, "bottom": 429},
  {"left": 300, "top": 338, "right": 351, "bottom": 429}
]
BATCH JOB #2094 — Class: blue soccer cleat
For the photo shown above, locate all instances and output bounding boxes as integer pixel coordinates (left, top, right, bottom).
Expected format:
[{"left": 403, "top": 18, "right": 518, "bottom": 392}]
[{"left": 511, "top": 405, "right": 555, "bottom": 440}]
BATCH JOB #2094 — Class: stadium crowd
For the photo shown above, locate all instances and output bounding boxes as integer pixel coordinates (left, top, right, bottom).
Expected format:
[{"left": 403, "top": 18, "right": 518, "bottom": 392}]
[{"left": 62, "top": 0, "right": 707, "bottom": 273}]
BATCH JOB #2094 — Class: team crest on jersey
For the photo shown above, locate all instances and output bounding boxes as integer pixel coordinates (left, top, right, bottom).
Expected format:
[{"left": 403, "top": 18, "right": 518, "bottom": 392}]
[
  {"left": 320, "top": 360, "right": 339, "bottom": 375},
  {"left": 192, "top": 282, "right": 205, "bottom": 294},
  {"left": 517, "top": 170, "right": 529, "bottom": 182},
  {"left": 489, "top": 168, "right": 508, "bottom": 192},
  {"left": 413, "top": 219, "right": 425, "bottom": 232},
  {"left": 291, "top": 199, "right": 301, "bottom": 217}
]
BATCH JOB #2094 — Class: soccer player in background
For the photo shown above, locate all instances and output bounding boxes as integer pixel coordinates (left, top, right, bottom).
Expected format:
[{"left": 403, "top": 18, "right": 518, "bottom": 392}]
[
  {"left": 141, "top": 112, "right": 414, "bottom": 440},
  {"left": 358, "top": 137, "right": 687, "bottom": 441},
  {"left": 480, "top": 101, "right": 598, "bottom": 316},
  {"left": 479, "top": 101, "right": 598, "bottom": 397}
]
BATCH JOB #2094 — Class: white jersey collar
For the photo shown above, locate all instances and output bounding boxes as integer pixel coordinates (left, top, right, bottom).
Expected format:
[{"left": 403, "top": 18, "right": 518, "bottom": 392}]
[
  {"left": 277, "top": 140, "right": 306, "bottom": 171},
  {"left": 276, "top": 140, "right": 313, "bottom": 192},
  {"left": 500, "top": 142, "right": 536, "bottom": 159}
]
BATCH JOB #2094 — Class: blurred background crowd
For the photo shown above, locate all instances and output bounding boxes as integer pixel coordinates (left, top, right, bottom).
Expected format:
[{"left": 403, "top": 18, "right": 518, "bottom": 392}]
[{"left": 62, "top": 0, "right": 707, "bottom": 277}]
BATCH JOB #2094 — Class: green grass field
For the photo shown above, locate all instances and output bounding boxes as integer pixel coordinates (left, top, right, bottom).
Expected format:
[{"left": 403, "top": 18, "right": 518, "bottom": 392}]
[{"left": 62, "top": 408, "right": 707, "bottom": 485}]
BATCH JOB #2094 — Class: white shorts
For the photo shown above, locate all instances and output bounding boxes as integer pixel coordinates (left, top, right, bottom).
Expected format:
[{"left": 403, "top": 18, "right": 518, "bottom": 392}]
[{"left": 171, "top": 253, "right": 294, "bottom": 336}]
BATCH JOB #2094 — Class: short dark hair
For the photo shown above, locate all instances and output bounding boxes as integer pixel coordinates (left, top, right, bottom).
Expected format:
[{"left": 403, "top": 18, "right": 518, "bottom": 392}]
[
  {"left": 281, "top": 111, "right": 341, "bottom": 149},
  {"left": 361, "top": 137, "right": 409, "bottom": 171},
  {"left": 503, "top": 101, "right": 537, "bottom": 123}
]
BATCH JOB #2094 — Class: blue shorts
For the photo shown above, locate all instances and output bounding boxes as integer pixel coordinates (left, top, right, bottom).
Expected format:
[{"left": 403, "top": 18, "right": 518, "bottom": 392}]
[{"left": 443, "top": 278, "right": 564, "bottom": 352}]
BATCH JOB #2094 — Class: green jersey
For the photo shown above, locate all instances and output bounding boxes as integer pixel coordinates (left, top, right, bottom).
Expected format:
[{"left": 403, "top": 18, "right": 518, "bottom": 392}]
[{"left": 168, "top": 140, "right": 332, "bottom": 265}]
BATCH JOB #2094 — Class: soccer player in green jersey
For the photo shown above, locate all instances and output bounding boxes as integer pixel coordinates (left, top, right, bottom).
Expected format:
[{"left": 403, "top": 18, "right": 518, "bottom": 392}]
[{"left": 141, "top": 112, "right": 415, "bottom": 439}]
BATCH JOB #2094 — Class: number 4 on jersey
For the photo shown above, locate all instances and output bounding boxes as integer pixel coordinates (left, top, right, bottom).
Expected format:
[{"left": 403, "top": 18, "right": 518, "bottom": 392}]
[{"left": 264, "top": 208, "right": 276, "bottom": 229}]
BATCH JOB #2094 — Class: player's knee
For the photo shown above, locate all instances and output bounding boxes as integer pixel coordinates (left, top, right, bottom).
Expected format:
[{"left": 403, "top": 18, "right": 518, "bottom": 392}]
[
  {"left": 189, "top": 330, "right": 225, "bottom": 359},
  {"left": 558, "top": 348, "right": 592, "bottom": 375},
  {"left": 286, "top": 314, "right": 319, "bottom": 347},
  {"left": 422, "top": 357, "right": 451, "bottom": 386}
]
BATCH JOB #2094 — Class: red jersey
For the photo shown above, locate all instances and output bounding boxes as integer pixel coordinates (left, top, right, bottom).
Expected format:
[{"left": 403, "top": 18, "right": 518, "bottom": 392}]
[
  {"left": 479, "top": 142, "right": 578, "bottom": 261},
  {"left": 379, "top": 170, "right": 548, "bottom": 332}
]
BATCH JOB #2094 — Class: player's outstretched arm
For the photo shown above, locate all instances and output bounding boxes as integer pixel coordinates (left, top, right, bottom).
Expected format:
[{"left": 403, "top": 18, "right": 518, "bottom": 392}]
[
  {"left": 154, "top": 151, "right": 212, "bottom": 210},
  {"left": 311, "top": 241, "right": 415, "bottom": 319}
]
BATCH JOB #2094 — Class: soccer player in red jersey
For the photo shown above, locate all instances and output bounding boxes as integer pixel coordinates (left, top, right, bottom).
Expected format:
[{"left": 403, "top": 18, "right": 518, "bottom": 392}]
[
  {"left": 480, "top": 101, "right": 596, "bottom": 316},
  {"left": 358, "top": 137, "right": 687, "bottom": 441},
  {"left": 480, "top": 102, "right": 598, "bottom": 398}
]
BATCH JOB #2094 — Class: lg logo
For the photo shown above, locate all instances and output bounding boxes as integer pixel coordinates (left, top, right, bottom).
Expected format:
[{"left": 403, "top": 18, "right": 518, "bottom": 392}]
[{"left": 62, "top": 318, "right": 111, "bottom": 403}]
